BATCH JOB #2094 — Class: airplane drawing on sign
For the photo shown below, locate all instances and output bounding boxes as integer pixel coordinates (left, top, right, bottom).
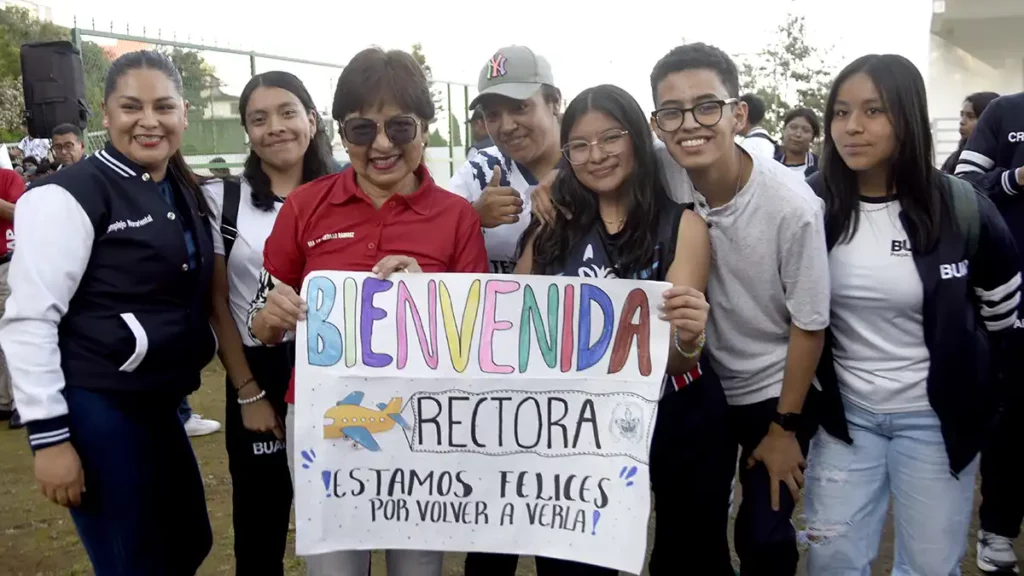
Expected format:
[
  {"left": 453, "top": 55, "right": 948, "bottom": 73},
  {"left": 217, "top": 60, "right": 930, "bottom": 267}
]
[{"left": 322, "top": 391, "right": 410, "bottom": 451}]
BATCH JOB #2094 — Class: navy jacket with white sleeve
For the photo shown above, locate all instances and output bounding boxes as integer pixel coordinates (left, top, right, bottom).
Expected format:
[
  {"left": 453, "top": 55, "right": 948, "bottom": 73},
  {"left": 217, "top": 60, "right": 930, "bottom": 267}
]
[
  {"left": 0, "top": 143, "right": 217, "bottom": 451},
  {"left": 809, "top": 172, "right": 1022, "bottom": 475}
]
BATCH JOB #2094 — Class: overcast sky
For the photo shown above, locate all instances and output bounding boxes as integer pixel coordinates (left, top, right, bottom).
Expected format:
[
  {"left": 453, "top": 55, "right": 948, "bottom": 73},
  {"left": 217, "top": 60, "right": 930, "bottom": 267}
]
[{"left": 44, "top": 0, "right": 933, "bottom": 123}]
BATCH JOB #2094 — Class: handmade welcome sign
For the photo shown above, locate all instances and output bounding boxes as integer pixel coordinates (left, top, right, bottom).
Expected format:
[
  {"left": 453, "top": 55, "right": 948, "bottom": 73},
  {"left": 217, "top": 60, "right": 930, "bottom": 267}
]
[{"left": 293, "top": 271, "right": 671, "bottom": 574}]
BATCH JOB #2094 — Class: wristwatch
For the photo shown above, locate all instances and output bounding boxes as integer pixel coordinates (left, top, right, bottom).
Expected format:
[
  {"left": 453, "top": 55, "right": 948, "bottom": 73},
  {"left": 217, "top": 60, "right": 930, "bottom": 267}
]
[{"left": 772, "top": 412, "right": 803, "bottom": 432}]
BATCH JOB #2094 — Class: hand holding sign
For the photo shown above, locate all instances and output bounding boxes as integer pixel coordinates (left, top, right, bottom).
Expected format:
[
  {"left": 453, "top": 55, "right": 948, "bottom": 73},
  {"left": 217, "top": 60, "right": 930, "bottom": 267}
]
[
  {"left": 264, "top": 283, "right": 306, "bottom": 332},
  {"left": 373, "top": 255, "right": 422, "bottom": 279},
  {"left": 473, "top": 166, "right": 523, "bottom": 228},
  {"left": 659, "top": 286, "right": 709, "bottom": 347}
]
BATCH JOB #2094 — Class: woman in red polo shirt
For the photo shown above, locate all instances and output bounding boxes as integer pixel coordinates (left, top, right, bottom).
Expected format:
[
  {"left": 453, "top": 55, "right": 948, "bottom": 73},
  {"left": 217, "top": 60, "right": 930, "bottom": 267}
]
[{"left": 247, "top": 47, "right": 487, "bottom": 576}]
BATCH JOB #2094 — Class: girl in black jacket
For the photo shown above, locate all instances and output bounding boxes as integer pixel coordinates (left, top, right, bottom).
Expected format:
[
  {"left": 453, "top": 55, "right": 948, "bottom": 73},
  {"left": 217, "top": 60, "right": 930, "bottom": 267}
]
[{"left": 803, "top": 54, "right": 1020, "bottom": 575}]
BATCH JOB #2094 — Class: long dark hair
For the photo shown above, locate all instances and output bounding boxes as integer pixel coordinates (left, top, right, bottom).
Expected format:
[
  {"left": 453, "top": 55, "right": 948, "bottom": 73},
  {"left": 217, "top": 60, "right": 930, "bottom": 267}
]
[
  {"left": 521, "top": 84, "right": 664, "bottom": 278},
  {"left": 822, "top": 54, "right": 938, "bottom": 251},
  {"left": 104, "top": 50, "right": 207, "bottom": 215},
  {"left": 941, "top": 91, "right": 1000, "bottom": 174},
  {"left": 239, "top": 71, "right": 337, "bottom": 211}
]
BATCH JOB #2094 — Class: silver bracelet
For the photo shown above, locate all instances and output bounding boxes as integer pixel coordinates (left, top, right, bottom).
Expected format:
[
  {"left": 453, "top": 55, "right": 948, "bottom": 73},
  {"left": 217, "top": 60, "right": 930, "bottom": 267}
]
[
  {"left": 673, "top": 328, "right": 706, "bottom": 359},
  {"left": 237, "top": 389, "right": 267, "bottom": 405}
]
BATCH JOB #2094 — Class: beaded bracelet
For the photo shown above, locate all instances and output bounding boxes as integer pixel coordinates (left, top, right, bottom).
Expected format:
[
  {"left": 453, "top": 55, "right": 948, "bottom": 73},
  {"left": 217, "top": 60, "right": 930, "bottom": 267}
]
[
  {"left": 674, "top": 328, "right": 706, "bottom": 359},
  {"left": 237, "top": 389, "right": 267, "bottom": 405}
]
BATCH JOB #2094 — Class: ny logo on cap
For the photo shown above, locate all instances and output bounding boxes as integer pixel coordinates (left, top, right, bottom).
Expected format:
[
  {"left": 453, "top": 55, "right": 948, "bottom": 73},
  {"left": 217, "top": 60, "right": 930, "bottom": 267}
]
[{"left": 487, "top": 53, "right": 508, "bottom": 79}]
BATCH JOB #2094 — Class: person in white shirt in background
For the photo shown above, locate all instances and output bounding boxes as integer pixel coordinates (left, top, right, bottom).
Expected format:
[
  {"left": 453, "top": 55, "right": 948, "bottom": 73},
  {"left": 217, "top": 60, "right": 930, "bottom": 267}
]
[
  {"left": 465, "top": 108, "right": 493, "bottom": 161},
  {"left": 12, "top": 120, "right": 51, "bottom": 164},
  {"left": 448, "top": 45, "right": 563, "bottom": 276},
  {"left": 737, "top": 93, "right": 778, "bottom": 158},
  {"left": 0, "top": 144, "right": 12, "bottom": 171}
]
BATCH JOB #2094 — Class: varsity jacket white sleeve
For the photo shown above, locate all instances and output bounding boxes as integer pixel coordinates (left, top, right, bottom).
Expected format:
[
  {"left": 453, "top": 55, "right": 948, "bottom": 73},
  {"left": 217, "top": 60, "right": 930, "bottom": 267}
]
[
  {"left": 0, "top": 184, "right": 93, "bottom": 450},
  {"left": 955, "top": 95, "right": 1024, "bottom": 200}
]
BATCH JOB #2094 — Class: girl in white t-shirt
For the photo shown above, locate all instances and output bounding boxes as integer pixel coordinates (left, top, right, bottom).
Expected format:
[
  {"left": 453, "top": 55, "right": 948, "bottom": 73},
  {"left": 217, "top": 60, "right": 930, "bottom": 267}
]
[{"left": 204, "top": 71, "right": 336, "bottom": 576}]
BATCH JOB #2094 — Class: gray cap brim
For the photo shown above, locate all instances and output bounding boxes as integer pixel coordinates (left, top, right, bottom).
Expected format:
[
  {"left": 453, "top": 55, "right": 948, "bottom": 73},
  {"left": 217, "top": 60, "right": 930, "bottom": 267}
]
[{"left": 469, "top": 82, "right": 543, "bottom": 110}]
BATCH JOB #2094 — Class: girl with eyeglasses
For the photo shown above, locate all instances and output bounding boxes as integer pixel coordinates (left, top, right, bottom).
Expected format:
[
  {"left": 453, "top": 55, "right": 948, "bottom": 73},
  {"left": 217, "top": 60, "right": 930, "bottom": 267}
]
[
  {"left": 205, "top": 70, "right": 337, "bottom": 576},
  {"left": 247, "top": 47, "right": 487, "bottom": 576},
  {"left": 513, "top": 84, "right": 711, "bottom": 576},
  {"left": 805, "top": 54, "right": 1021, "bottom": 574}
]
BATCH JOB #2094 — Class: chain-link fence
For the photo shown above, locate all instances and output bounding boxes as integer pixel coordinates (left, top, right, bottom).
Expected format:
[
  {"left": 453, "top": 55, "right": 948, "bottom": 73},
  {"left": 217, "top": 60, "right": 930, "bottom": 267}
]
[{"left": 63, "top": 27, "right": 477, "bottom": 186}]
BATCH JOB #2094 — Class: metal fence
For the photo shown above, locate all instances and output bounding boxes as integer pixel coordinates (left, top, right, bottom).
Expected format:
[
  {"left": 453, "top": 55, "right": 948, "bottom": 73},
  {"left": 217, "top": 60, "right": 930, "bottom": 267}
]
[{"left": 63, "top": 26, "right": 477, "bottom": 186}]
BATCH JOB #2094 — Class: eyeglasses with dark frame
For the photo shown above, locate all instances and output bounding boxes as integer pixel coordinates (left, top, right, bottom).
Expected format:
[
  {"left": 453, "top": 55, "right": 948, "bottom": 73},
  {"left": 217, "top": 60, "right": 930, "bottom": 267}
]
[
  {"left": 651, "top": 98, "right": 739, "bottom": 132},
  {"left": 51, "top": 142, "right": 81, "bottom": 154},
  {"left": 561, "top": 129, "right": 631, "bottom": 165},
  {"left": 341, "top": 115, "right": 421, "bottom": 147}
]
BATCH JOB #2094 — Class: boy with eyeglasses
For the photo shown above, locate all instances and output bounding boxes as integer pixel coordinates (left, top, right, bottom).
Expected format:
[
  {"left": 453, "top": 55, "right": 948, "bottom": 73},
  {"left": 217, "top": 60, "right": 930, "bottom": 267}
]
[{"left": 650, "top": 43, "right": 829, "bottom": 575}]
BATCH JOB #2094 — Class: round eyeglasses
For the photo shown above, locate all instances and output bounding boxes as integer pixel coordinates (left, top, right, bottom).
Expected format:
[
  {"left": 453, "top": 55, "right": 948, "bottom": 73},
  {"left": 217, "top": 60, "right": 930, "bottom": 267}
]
[
  {"left": 561, "top": 130, "right": 630, "bottom": 165},
  {"left": 652, "top": 98, "right": 739, "bottom": 132}
]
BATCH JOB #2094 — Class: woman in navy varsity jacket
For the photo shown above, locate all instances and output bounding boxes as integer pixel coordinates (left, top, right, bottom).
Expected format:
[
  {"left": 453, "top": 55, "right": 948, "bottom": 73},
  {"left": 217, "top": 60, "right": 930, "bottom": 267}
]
[
  {"left": 0, "top": 51, "right": 217, "bottom": 575},
  {"left": 803, "top": 55, "right": 1021, "bottom": 575},
  {"left": 515, "top": 85, "right": 728, "bottom": 576}
]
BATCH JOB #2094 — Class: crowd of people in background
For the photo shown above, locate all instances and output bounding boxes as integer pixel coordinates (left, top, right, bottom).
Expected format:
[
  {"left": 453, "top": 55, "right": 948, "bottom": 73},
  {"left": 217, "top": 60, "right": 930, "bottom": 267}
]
[{"left": 0, "top": 35, "right": 1022, "bottom": 576}]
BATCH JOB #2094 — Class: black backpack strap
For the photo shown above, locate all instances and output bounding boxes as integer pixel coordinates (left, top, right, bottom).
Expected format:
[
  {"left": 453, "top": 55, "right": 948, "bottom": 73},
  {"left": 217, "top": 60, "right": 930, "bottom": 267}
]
[
  {"left": 220, "top": 177, "right": 242, "bottom": 260},
  {"left": 943, "top": 174, "right": 980, "bottom": 260}
]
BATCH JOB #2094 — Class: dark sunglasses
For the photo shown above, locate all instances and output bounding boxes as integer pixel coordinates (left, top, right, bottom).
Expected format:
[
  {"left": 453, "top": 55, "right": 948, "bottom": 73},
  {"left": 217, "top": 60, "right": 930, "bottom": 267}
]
[{"left": 342, "top": 116, "right": 420, "bottom": 147}]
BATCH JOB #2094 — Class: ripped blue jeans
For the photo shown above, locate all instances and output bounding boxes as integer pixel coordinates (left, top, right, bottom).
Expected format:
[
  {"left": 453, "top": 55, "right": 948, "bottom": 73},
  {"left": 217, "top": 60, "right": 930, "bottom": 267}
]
[{"left": 803, "top": 400, "right": 977, "bottom": 576}]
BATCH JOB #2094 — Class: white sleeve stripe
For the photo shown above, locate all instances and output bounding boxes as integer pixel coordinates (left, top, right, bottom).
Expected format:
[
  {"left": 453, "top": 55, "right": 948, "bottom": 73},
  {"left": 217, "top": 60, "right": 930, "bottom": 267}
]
[
  {"left": 959, "top": 150, "right": 995, "bottom": 169},
  {"left": 985, "top": 314, "right": 1018, "bottom": 332},
  {"left": 29, "top": 432, "right": 70, "bottom": 446},
  {"left": 28, "top": 427, "right": 70, "bottom": 440},
  {"left": 980, "top": 292, "right": 1021, "bottom": 317},
  {"left": 1003, "top": 172, "right": 1019, "bottom": 196},
  {"left": 955, "top": 165, "right": 984, "bottom": 175},
  {"left": 975, "top": 273, "right": 1022, "bottom": 302}
]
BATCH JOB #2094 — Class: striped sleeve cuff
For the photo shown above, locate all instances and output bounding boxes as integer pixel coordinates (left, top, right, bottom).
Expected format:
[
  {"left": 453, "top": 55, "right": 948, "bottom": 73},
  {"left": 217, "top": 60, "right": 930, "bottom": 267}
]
[
  {"left": 26, "top": 416, "right": 72, "bottom": 451},
  {"left": 670, "top": 364, "right": 704, "bottom": 391},
  {"left": 955, "top": 150, "right": 994, "bottom": 176},
  {"left": 976, "top": 272, "right": 1022, "bottom": 332},
  {"left": 1003, "top": 169, "right": 1024, "bottom": 196}
]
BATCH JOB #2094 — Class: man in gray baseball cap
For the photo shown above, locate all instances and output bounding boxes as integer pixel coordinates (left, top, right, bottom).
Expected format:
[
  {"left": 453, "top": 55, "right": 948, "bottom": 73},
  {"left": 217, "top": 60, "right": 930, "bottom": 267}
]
[{"left": 468, "top": 45, "right": 556, "bottom": 109}]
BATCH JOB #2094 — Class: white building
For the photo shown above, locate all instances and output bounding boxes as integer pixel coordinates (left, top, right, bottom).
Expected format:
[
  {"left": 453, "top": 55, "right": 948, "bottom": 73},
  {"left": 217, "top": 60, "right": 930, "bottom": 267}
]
[
  {"left": 0, "top": 0, "right": 52, "bottom": 21},
  {"left": 928, "top": 0, "right": 1024, "bottom": 163}
]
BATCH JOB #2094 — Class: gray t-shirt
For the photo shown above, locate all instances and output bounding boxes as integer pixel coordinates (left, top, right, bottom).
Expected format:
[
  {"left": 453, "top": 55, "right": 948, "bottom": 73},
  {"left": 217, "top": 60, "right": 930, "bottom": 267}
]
[{"left": 656, "top": 142, "right": 830, "bottom": 405}]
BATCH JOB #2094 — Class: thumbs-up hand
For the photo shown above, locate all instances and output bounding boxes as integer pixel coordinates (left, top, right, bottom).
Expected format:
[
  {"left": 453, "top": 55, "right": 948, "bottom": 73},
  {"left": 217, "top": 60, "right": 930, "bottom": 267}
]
[{"left": 473, "top": 165, "right": 524, "bottom": 228}]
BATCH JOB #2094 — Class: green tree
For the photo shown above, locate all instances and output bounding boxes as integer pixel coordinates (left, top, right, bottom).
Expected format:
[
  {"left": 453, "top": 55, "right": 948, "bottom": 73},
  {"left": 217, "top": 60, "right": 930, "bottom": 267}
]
[
  {"left": 410, "top": 42, "right": 444, "bottom": 115},
  {"left": 449, "top": 116, "right": 462, "bottom": 147},
  {"left": 739, "top": 14, "right": 834, "bottom": 139},
  {"left": 166, "top": 47, "right": 215, "bottom": 113},
  {"left": 428, "top": 128, "right": 448, "bottom": 147},
  {"left": 0, "top": 7, "right": 215, "bottom": 138}
]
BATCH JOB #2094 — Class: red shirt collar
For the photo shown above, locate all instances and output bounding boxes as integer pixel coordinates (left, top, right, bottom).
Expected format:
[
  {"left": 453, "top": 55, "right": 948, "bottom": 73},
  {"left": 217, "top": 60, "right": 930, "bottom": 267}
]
[{"left": 329, "top": 164, "right": 436, "bottom": 216}]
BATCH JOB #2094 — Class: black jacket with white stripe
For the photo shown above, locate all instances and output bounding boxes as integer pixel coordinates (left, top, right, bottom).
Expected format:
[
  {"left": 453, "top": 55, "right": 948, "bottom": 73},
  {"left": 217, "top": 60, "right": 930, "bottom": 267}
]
[
  {"left": 955, "top": 92, "right": 1024, "bottom": 272},
  {"left": 0, "top": 143, "right": 217, "bottom": 451},
  {"left": 809, "top": 172, "right": 1021, "bottom": 475}
]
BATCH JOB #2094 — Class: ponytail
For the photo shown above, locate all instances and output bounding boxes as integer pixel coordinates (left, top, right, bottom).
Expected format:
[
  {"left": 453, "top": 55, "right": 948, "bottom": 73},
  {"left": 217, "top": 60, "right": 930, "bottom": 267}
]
[{"left": 168, "top": 151, "right": 209, "bottom": 217}]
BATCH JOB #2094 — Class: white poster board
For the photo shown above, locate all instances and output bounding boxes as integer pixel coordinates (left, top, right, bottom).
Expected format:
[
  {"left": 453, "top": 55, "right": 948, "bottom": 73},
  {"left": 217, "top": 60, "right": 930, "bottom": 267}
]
[{"left": 293, "top": 271, "right": 671, "bottom": 574}]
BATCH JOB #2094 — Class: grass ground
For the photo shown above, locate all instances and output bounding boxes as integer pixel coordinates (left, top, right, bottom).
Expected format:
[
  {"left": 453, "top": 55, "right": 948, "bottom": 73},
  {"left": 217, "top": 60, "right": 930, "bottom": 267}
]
[{"left": 0, "top": 360, "right": 1021, "bottom": 575}]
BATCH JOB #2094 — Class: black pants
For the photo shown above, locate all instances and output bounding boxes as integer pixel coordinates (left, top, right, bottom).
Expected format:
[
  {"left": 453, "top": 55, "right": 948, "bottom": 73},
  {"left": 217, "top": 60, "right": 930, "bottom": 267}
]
[
  {"left": 980, "top": 386, "right": 1024, "bottom": 538},
  {"left": 726, "top": 393, "right": 817, "bottom": 576},
  {"left": 67, "top": 386, "right": 212, "bottom": 575},
  {"left": 225, "top": 344, "right": 294, "bottom": 576},
  {"left": 648, "top": 375, "right": 736, "bottom": 576},
  {"left": 464, "top": 553, "right": 618, "bottom": 576}
]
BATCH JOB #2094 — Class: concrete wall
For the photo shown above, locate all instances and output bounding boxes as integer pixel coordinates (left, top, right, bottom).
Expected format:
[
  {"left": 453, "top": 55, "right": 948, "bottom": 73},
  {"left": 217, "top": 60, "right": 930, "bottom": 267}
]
[{"left": 927, "top": 33, "right": 1024, "bottom": 164}]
